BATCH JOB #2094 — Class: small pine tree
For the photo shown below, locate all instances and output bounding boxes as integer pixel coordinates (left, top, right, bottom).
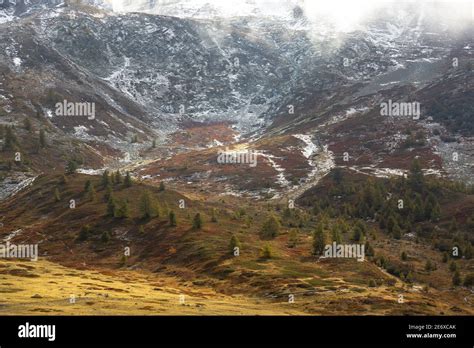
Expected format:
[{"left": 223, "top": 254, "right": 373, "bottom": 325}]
[
  {"left": 59, "top": 175, "right": 68, "bottom": 185},
  {"left": 211, "top": 208, "right": 218, "bottom": 223},
  {"left": 452, "top": 270, "right": 461, "bottom": 286},
  {"left": 102, "top": 170, "right": 110, "bottom": 187},
  {"left": 365, "top": 241, "right": 374, "bottom": 257},
  {"left": 3, "top": 127, "right": 17, "bottom": 151},
  {"left": 352, "top": 226, "right": 364, "bottom": 242},
  {"left": 413, "top": 195, "right": 425, "bottom": 222},
  {"left": 169, "top": 211, "right": 177, "bottom": 227},
  {"left": 401, "top": 251, "right": 408, "bottom": 261},
  {"left": 39, "top": 129, "right": 47, "bottom": 148},
  {"left": 442, "top": 252, "right": 449, "bottom": 263},
  {"left": 259, "top": 215, "right": 280, "bottom": 240},
  {"left": 392, "top": 223, "right": 402, "bottom": 240},
  {"left": 288, "top": 229, "right": 298, "bottom": 248},
  {"left": 312, "top": 223, "right": 328, "bottom": 256},
  {"left": 114, "top": 200, "right": 130, "bottom": 219},
  {"left": 107, "top": 196, "right": 117, "bottom": 216},
  {"left": 115, "top": 170, "right": 122, "bottom": 185},
  {"left": 159, "top": 181, "right": 165, "bottom": 191},
  {"left": 192, "top": 213, "right": 203, "bottom": 230},
  {"left": 139, "top": 190, "right": 159, "bottom": 219},
  {"left": 386, "top": 215, "right": 397, "bottom": 234},
  {"left": 66, "top": 160, "right": 78, "bottom": 175},
  {"left": 449, "top": 261, "right": 458, "bottom": 273},
  {"left": 87, "top": 184, "right": 96, "bottom": 202},
  {"left": 229, "top": 235, "right": 241, "bottom": 255},
  {"left": 78, "top": 225, "right": 91, "bottom": 241},
  {"left": 152, "top": 139, "right": 156, "bottom": 148},
  {"left": 104, "top": 185, "right": 113, "bottom": 202},
  {"left": 138, "top": 225, "right": 145, "bottom": 234},
  {"left": 23, "top": 118, "right": 32, "bottom": 132},
  {"left": 260, "top": 244, "right": 273, "bottom": 259},
  {"left": 101, "top": 231, "right": 111, "bottom": 243},
  {"left": 124, "top": 172, "right": 133, "bottom": 187},
  {"left": 84, "top": 180, "right": 92, "bottom": 192},
  {"left": 331, "top": 225, "right": 342, "bottom": 244},
  {"left": 425, "top": 260, "right": 434, "bottom": 272},
  {"left": 408, "top": 158, "right": 424, "bottom": 192},
  {"left": 54, "top": 188, "right": 61, "bottom": 202}
]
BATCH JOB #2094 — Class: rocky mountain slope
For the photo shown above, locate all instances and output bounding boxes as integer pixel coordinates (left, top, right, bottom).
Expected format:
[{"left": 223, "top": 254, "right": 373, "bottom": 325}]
[{"left": 0, "top": 0, "right": 473, "bottom": 316}]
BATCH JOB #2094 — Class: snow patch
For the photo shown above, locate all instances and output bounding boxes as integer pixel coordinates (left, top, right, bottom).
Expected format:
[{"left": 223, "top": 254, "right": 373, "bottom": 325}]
[{"left": 12, "top": 57, "right": 21, "bottom": 67}]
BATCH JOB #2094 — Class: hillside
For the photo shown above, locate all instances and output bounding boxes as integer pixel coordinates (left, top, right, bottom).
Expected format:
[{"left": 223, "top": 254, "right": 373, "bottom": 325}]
[{"left": 0, "top": 0, "right": 473, "bottom": 316}]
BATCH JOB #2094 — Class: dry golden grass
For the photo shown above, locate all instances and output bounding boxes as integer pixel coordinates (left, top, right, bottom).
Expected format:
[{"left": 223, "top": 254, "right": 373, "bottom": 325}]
[
  {"left": 0, "top": 259, "right": 303, "bottom": 315},
  {"left": 1, "top": 258, "right": 471, "bottom": 316}
]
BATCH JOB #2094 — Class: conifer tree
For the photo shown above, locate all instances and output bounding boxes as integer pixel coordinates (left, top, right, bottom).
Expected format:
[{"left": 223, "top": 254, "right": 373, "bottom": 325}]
[
  {"left": 192, "top": 213, "right": 203, "bottom": 230},
  {"left": 23, "top": 118, "right": 32, "bottom": 132},
  {"left": 211, "top": 208, "right": 218, "bottom": 223},
  {"left": 139, "top": 190, "right": 158, "bottom": 219},
  {"left": 365, "top": 241, "right": 374, "bottom": 257},
  {"left": 104, "top": 185, "right": 113, "bottom": 202},
  {"left": 39, "top": 129, "right": 47, "bottom": 148},
  {"left": 449, "top": 261, "right": 458, "bottom": 273},
  {"left": 115, "top": 170, "right": 122, "bottom": 185},
  {"left": 87, "top": 183, "right": 96, "bottom": 202},
  {"left": 54, "top": 188, "right": 61, "bottom": 202},
  {"left": 107, "top": 195, "right": 116, "bottom": 217},
  {"left": 229, "top": 235, "right": 241, "bottom": 255},
  {"left": 124, "top": 172, "right": 133, "bottom": 187},
  {"left": 102, "top": 170, "right": 110, "bottom": 187},
  {"left": 84, "top": 180, "right": 92, "bottom": 192},
  {"left": 66, "top": 160, "right": 78, "bottom": 174},
  {"left": 169, "top": 211, "right": 177, "bottom": 227},
  {"left": 59, "top": 175, "right": 68, "bottom": 185},
  {"left": 392, "top": 223, "right": 402, "bottom": 240},
  {"left": 78, "top": 225, "right": 91, "bottom": 241},
  {"left": 3, "top": 127, "right": 17, "bottom": 151},
  {"left": 115, "top": 200, "right": 130, "bottom": 219},
  {"left": 260, "top": 244, "right": 273, "bottom": 259},
  {"left": 452, "top": 270, "right": 461, "bottom": 286},
  {"left": 413, "top": 195, "right": 425, "bottom": 222},
  {"left": 259, "top": 214, "right": 280, "bottom": 240},
  {"left": 408, "top": 158, "right": 424, "bottom": 192},
  {"left": 312, "top": 223, "right": 328, "bottom": 256},
  {"left": 288, "top": 229, "right": 298, "bottom": 248},
  {"left": 101, "top": 231, "right": 111, "bottom": 243},
  {"left": 331, "top": 225, "right": 342, "bottom": 244}
]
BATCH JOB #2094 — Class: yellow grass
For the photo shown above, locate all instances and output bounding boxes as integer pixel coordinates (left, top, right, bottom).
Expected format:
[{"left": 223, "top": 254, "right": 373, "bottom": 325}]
[{"left": 0, "top": 259, "right": 302, "bottom": 315}]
